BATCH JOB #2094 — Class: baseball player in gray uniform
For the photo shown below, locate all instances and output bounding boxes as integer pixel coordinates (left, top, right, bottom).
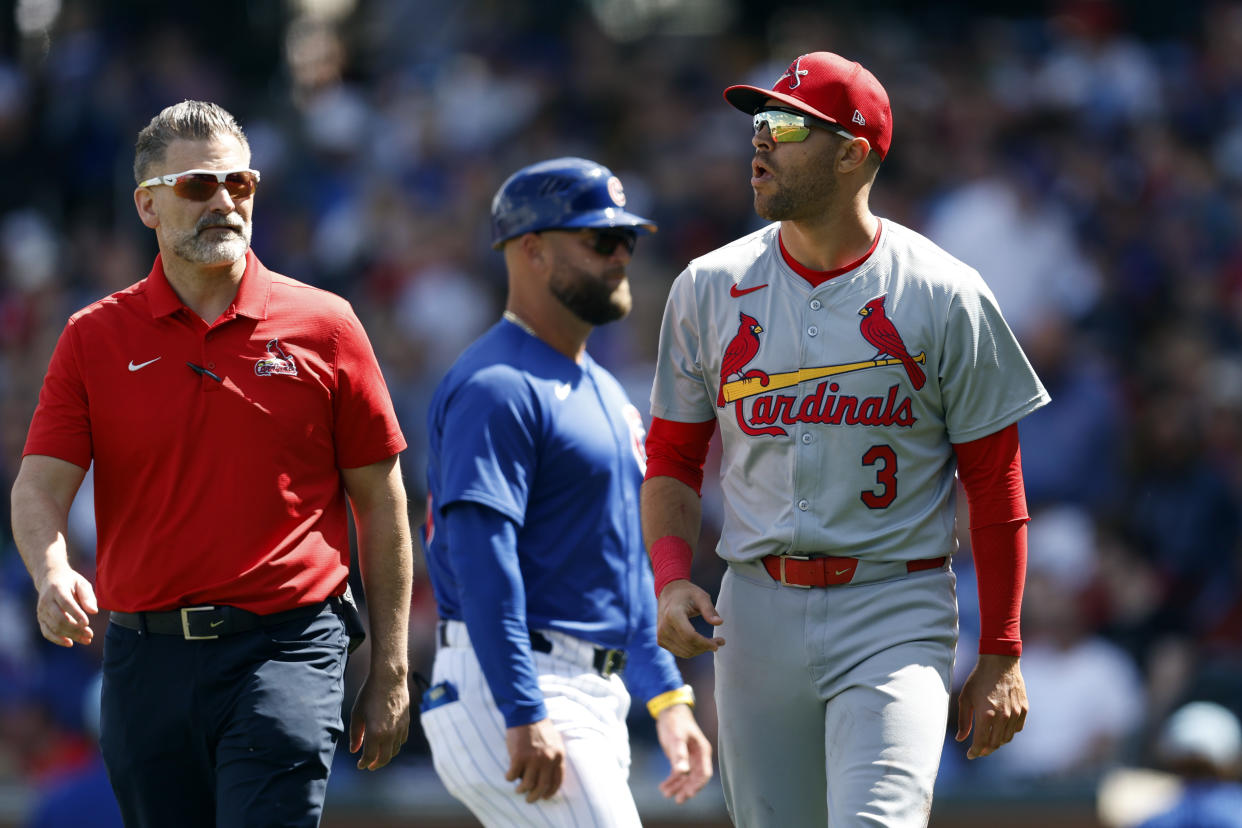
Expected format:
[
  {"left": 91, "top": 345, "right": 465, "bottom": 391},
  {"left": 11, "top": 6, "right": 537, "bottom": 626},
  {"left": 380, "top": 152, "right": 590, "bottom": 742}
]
[{"left": 641, "top": 52, "right": 1051, "bottom": 827}]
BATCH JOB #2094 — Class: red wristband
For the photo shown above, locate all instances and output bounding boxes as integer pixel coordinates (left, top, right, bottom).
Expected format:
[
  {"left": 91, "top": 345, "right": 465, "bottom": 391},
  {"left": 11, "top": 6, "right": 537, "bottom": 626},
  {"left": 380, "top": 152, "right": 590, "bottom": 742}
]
[{"left": 650, "top": 536, "right": 694, "bottom": 597}]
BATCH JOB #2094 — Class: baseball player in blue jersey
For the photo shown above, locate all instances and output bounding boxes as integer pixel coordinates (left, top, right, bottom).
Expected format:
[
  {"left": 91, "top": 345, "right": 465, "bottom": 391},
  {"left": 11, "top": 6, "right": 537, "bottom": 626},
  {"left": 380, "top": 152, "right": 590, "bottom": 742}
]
[
  {"left": 421, "top": 157, "right": 713, "bottom": 827},
  {"left": 643, "top": 52, "right": 1050, "bottom": 827}
]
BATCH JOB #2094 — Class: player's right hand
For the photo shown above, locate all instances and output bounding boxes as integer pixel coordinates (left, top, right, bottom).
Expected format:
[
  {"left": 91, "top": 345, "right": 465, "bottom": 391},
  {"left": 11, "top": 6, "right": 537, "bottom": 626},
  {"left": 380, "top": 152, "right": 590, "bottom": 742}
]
[
  {"left": 656, "top": 580, "right": 725, "bottom": 658},
  {"left": 505, "top": 718, "right": 566, "bottom": 803},
  {"left": 35, "top": 566, "right": 98, "bottom": 648}
]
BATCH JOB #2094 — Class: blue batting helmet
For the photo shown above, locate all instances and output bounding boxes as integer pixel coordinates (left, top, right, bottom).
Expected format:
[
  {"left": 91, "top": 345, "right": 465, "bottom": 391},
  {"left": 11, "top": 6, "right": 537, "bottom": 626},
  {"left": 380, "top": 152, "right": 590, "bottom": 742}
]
[{"left": 490, "top": 157, "right": 657, "bottom": 249}]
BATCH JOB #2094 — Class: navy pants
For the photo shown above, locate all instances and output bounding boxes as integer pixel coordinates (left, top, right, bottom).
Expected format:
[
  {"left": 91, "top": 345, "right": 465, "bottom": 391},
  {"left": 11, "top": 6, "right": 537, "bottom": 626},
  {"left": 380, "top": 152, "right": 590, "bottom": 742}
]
[{"left": 99, "top": 605, "right": 349, "bottom": 828}]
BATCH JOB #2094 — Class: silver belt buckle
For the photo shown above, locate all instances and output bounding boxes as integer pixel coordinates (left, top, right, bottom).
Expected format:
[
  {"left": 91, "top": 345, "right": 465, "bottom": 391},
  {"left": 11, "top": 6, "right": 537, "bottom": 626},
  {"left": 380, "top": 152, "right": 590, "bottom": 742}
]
[
  {"left": 181, "top": 606, "right": 220, "bottom": 640},
  {"left": 779, "top": 555, "right": 812, "bottom": 589}
]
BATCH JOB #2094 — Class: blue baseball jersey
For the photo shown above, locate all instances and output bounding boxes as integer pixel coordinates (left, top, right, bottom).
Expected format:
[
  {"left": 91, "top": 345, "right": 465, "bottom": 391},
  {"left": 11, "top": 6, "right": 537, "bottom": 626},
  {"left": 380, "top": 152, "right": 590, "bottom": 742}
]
[{"left": 424, "top": 318, "right": 682, "bottom": 715}]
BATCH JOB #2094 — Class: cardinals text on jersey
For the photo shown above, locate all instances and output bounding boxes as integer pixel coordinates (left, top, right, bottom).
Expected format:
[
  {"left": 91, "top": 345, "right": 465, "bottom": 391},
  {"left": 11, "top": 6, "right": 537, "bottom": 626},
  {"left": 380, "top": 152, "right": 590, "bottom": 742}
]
[{"left": 716, "top": 296, "right": 925, "bottom": 438}]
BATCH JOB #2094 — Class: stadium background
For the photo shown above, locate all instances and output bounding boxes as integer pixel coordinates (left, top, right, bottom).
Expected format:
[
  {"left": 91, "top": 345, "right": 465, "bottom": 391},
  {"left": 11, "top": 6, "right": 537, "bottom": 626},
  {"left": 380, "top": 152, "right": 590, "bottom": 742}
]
[{"left": 0, "top": 0, "right": 1239, "bottom": 825}]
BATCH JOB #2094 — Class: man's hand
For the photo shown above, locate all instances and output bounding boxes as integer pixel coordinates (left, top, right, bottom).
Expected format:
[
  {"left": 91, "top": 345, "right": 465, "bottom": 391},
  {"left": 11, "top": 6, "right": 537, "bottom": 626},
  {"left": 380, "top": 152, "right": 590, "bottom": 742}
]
[
  {"left": 956, "top": 653, "right": 1028, "bottom": 759},
  {"left": 655, "top": 703, "right": 713, "bottom": 804},
  {"left": 349, "top": 668, "right": 411, "bottom": 770},
  {"left": 505, "top": 718, "right": 565, "bottom": 802},
  {"left": 35, "top": 566, "right": 97, "bottom": 647},
  {"left": 12, "top": 455, "right": 91, "bottom": 648},
  {"left": 656, "top": 580, "right": 725, "bottom": 658}
]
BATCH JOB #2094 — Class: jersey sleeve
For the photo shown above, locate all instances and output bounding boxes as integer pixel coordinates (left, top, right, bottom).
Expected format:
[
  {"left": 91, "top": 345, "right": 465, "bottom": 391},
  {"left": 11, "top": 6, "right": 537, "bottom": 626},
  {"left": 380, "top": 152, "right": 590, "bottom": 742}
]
[
  {"left": 23, "top": 320, "right": 93, "bottom": 469},
  {"left": 954, "top": 423, "right": 1028, "bottom": 655},
  {"left": 332, "top": 307, "right": 407, "bottom": 468},
  {"left": 644, "top": 416, "right": 717, "bottom": 495},
  {"left": 937, "top": 280, "right": 1050, "bottom": 443},
  {"left": 650, "top": 268, "right": 717, "bottom": 423},
  {"left": 442, "top": 501, "right": 547, "bottom": 727},
  {"left": 435, "top": 365, "right": 539, "bottom": 525}
]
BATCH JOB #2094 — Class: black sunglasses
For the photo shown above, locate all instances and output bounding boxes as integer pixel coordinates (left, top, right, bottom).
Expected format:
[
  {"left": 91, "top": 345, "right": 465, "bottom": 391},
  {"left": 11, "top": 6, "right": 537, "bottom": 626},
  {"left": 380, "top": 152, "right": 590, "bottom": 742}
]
[
  {"left": 542, "top": 227, "right": 638, "bottom": 256},
  {"left": 586, "top": 228, "right": 638, "bottom": 256}
]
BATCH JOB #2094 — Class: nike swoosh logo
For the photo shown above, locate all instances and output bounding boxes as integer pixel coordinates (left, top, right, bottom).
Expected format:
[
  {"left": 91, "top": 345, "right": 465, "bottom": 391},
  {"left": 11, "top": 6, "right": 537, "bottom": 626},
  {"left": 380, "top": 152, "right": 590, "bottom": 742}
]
[
  {"left": 210, "top": 620, "right": 225, "bottom": 628},
  {"left": 835, "top": 568, "right": 852, "bottom": 576},
  {"left": 730, "top": 283, "right": 768, "bottom": 298},
  {"left": 127, "top": 357, "right": 162, "bottom": 372}
]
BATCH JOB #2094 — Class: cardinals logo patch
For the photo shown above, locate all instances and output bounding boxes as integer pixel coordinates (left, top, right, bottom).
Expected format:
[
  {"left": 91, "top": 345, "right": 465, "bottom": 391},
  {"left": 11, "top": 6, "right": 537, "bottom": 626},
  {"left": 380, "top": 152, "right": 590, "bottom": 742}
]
[
  {"left": 717, "top": 299, "right": 926, "bottom": 437},
  {"left": 255, "top": 338, "right": 298, "bottom": 377}
]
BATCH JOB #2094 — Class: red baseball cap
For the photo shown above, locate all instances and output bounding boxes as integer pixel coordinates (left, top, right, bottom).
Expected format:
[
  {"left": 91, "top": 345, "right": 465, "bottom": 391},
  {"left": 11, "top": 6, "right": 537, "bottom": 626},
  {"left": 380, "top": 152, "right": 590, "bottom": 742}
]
[{"left": 724, "top": 52, "right": 892, "bottom": 160}]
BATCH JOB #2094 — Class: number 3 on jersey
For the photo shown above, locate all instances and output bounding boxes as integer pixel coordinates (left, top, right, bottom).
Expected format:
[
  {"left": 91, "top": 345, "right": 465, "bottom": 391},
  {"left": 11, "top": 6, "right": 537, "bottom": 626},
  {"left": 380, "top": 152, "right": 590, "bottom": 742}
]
[{"left": 861, "top": 445, "right": 897, "bottom": 509}]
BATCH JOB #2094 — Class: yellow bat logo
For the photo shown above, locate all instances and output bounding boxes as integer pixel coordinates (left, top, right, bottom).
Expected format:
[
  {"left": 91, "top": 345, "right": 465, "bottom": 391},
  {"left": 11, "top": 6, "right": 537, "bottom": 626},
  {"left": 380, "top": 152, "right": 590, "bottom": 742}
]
[{"left": 721, "top": 352, "right": 926, "bottom": 404}]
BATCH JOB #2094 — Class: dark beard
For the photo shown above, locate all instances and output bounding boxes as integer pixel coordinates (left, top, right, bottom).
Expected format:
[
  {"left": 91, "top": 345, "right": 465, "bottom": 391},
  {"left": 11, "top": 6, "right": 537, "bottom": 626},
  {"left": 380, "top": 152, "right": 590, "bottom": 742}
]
[
  {"left": 754, "top": 154, "right": 838, "bottom": 222},
  {"left": 549, "top": 263, "right": 631, "bottom": 326}
]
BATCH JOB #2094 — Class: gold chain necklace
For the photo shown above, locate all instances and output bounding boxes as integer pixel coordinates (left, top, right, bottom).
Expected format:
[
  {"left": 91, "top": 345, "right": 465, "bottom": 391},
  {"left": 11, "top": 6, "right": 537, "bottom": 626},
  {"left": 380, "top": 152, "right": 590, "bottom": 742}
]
[{"left": 502, "top": 310, "right": 538, "bottom": 337}]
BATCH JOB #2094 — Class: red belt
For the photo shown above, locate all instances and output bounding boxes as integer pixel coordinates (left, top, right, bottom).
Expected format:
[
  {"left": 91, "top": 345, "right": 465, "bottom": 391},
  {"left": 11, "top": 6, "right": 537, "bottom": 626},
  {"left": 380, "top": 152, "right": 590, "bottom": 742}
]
[{"left": 761, "top": 555, "right": 947, "bottom": 588}]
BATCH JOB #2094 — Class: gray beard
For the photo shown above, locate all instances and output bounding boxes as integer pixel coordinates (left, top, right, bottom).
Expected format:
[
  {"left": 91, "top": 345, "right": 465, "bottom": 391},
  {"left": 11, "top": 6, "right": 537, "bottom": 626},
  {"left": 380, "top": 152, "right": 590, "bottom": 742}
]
[{"left": 171, "top": 219, "right": 252, "bottom": 265}]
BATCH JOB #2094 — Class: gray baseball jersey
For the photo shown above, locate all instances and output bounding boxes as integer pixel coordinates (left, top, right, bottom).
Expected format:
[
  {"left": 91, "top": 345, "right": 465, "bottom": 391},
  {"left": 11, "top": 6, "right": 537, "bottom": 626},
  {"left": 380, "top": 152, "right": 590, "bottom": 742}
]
[
  {"left": 650, "top": 218, "right": 1049, "bottom": 563},
  {"left": 650, "top": 218, "right": 1049, "bottom": 826}
]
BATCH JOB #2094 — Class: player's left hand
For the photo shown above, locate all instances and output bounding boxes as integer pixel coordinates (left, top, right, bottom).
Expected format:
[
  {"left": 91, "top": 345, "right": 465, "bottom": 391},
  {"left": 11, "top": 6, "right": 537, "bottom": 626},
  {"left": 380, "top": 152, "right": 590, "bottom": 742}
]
[
  {"left": 656, "top": 580, "right": 726, "bottom": 658},
  {"left": 349, "top": 667, "right": 411, "bottom": 770},
  {"left": 955, "top": 653, "right": 1028, "bottom": 760},
  {"left": 654, "top": 703, "right": 713, "bottom": 803}
]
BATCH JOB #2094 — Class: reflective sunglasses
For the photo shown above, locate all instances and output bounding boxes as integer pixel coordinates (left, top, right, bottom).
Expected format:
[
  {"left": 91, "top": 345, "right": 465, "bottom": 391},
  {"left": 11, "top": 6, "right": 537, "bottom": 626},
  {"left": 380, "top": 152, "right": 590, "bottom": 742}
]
[
  {"left": 753, "top": 107, "right": 857, "bottom": 144},
  {"left": 138, "top": 168, "right": 261, "bottom": 201}
]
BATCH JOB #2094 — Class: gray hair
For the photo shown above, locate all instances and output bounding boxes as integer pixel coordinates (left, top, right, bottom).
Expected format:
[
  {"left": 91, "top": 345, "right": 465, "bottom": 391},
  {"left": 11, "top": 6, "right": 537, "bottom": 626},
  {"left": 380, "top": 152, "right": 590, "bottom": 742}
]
[{"left": 133, "top": 100, "right": 248, "bottom": 183}]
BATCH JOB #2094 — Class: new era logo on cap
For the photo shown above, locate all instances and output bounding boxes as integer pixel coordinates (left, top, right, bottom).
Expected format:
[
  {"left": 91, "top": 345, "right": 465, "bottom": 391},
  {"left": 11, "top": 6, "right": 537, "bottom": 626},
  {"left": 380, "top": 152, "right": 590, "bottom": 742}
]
[{"left": 723, "top": 51, "right": 892, "bottom": 159}]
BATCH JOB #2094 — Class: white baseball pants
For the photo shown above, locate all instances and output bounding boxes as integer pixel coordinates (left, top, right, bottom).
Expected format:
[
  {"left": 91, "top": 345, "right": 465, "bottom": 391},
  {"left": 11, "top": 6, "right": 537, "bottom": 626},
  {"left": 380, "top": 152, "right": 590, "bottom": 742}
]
[{"left": 421, "top": 620, "right": 642, "bottom": 827}]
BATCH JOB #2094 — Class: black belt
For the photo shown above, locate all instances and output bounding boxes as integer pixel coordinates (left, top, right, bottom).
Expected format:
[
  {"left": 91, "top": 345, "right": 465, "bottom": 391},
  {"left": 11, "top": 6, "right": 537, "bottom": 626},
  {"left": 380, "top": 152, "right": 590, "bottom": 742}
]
[
  {"left": 110, "top": 602, "right": 328, "bottom": 641},
  {"left": 438, "top": 623, "right": 627, "bottom": 677},
  {"left": 528, "top": 630, "right": 627, "bottom": 678}
]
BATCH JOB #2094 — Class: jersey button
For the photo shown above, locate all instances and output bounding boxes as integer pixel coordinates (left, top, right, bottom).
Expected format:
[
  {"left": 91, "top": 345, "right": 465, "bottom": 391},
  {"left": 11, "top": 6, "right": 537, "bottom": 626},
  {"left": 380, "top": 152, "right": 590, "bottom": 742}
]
[
  {"left": 797, "top": 499, "right": 810, "bottom": 511},
  {"left": 810, "top": 299, "right": 822, "bottom": 310},
  {"left": 801, "top": 433, "right": 813, "bottom": 444},
  {"left": 807, "top": 326, "right": 818, "bottom": 337}
]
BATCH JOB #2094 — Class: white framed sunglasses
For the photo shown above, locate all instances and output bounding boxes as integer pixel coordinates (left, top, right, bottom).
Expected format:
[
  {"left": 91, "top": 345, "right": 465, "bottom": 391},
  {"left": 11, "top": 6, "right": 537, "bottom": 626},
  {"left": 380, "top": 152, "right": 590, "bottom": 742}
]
[{"left": 138, "top": 168, "right": 261, "bottom": 201}]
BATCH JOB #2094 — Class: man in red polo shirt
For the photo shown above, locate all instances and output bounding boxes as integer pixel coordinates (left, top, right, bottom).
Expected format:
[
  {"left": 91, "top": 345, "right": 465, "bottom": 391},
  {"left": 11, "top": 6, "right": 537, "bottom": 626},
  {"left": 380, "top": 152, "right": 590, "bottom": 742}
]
[{"left": 11, "top": 100, "right": 413, "bottom": 827}]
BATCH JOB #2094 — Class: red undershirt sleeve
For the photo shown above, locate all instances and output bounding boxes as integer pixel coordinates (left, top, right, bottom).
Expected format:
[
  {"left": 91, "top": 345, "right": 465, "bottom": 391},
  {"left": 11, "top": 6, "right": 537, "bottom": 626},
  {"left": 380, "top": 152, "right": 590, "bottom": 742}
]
[
  {"left": 952, "top": 422, "right": 1028, "bottom": 657},
  {"left": 644, "top": 416, "right": 717, "bottom": 495}
]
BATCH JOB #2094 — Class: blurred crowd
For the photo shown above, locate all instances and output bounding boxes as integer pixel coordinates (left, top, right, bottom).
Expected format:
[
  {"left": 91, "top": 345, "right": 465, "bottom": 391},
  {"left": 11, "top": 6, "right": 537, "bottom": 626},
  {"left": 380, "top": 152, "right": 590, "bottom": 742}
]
[{"left": 2, "top": 0, "right": 1242, "bottom": 820}]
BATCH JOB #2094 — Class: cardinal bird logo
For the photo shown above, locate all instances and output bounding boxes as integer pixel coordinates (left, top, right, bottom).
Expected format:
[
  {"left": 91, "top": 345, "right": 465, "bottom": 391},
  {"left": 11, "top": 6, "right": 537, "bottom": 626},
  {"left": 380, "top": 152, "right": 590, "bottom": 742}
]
[
  {"left": 718, "top": 312, "right": 770, "bottom": 407},
  {"left": 255, "top": 338, "right": 298, "bottom": 377},
  {"left": 858, "top": 296, "right": 925, "bottom": 390}
]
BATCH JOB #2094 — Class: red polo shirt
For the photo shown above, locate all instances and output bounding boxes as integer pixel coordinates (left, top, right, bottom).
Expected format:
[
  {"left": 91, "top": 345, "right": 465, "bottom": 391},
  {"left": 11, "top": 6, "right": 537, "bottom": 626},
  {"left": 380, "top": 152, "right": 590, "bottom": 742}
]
[{"left": 24, "top": 251, "right": 407, "bottom": 614}]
